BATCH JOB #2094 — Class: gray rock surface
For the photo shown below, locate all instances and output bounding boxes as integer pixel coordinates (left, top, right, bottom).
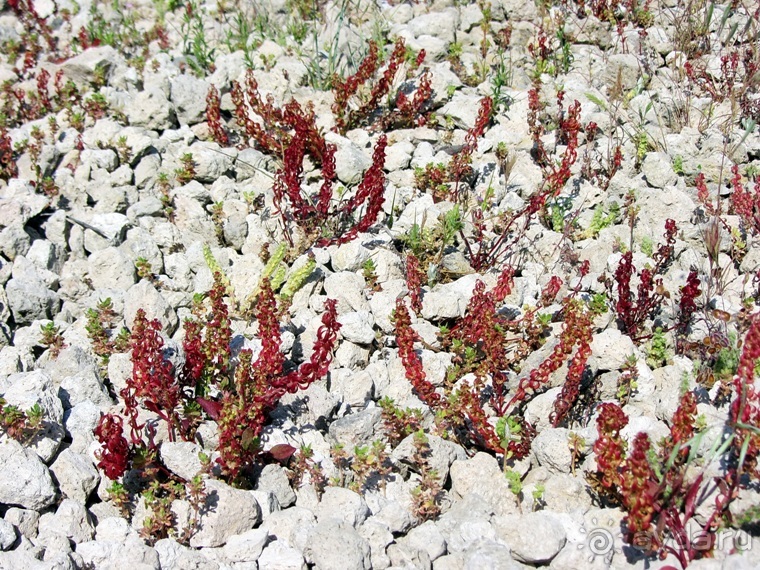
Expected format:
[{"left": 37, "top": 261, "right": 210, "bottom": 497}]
[
  {"left": 304, "top": 519, "right": 372, "bottom": 570},
  {"left": 0, "top": 441, "right": 57, "bottom": 510},
  {"left": 190, "top": 479, "right": 261, "bottom": 548}
]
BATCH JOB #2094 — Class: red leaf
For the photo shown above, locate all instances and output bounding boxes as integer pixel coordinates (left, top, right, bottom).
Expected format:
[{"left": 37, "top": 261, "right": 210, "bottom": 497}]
[
  {"left": 268, "top": 443, "right": 297, "bottom": 463},
  {"left": 197, "top": 397, "right": 221, "bottom": 421},
  {"left": 683, "top": 473, "right": 704, "bottom": 517}
]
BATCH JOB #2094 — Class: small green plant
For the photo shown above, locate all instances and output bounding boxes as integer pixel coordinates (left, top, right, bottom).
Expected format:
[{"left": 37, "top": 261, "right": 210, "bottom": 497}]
[
  {"left": 505, "top": 468, "right": 522, "bottom": 496},
  {"left": 640, "top": 236, "right": 654, "bottom": 257},
  {"left": 447, "top": 42, "right": 463, "bottom": 59},
  {"left": 83, "top": 93, "right": 109, "bottom": 121},
  {"left": 180, "top": 0, "right": 216, "bottom": 75},
  {"left": 588, "top": 292, "right": 609, "bottom": 315},
  {"left": 175, "top": 153, "right": 196, "bottom": 185},
  {"left": 490, "top": 48, "right": 513, "bottom": 112},
  {"left": 85, "top": 298, "right": 130, "bottom": 373},
  {"left": 410, "top": 430, "right": 444, "bottom": 522},
  {"left": 39, "top": 321, "right": 66, "bottom": 359},
  {"left": 646, "top": 327, "right": 669, "bottom": 369},
  {"left": 140, "top": 479, "right": 183, "bottom": 544},
  {"left": 0, "top": 399, "right": 44, "bottom": 444},
  {"left": 378, "top": 397, "right": 423, "bottom": 447},
  {"left": 106, "top": 481, "right": 131, "bottom": 518},
  {"left": 672, "top": 155, "right": 684, "bottom": 175},
  {"left": 496, "top": 415, "right": 525, "bottom": 465},
  {"left": 135, "top": 257, "right": 157, "bottom": 284},
  {"left": 156, "top": 172, "right": 175, "bottom": 221},
  {"left": 633, "top": 130, "right": 650, "bottom": 166},
  {"left": 116, "top": 135, "right": 132, "bottom": 165},
  {"left": 210, "top": 201, "right": 225, "bottom": 242},
  {"left": 581, "top": 203, "right": 619, "bottom": 239},
  {"left": 532, "top": 482, "right": 546, "bottom": 510},
  {"left": 713, "top": 331, "right": 741, "bottom": 380},
  {"left": 547, "top": 196, "right": 574, "bottom": 233},
  {"left": 504, "top": 468, "right": 523, "bottom": 511},
  {"left": 616, "top": 354, "right": 639, "bottom": 405},
  {"left": 362, "top": 258, "right": 380, "bottom": 293}
]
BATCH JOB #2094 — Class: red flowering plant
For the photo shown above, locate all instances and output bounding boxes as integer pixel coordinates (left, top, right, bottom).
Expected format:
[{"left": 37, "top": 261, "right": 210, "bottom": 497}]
[
  {"left": 728, "top": 165, "right": 760, "bottom": 238},
  {"left": 93, "top": 274, "right": 341, "bottom": 489},
  {"left": 331, "top": 38, "right": 432, "bottom": 134},
  {"left": 214, "top": 279, "right": 341, "bottom": 484},
  {"left": 228, "top": 67, "right": 390, "bottom": 249},
  {"left": 405, "top": 253, "right": 425, "bottom": 315},
  {"left": 205, "top": 85, "right": 229, "bottom": 146},
  {"left": 392, "top": 265, "right": 594, "bottom": 462},
  {"left": 273, "top": 129, "right": 388, "bottom": 248},
  {"left": 459, "top": 91, "right": 583, "bottom": 271},
  {"left": 600, "top": 218, "right": 680, "bottom": 343},
  {"left": 588, "top": 314, "right": 760, "bottom": 570},
  {"left": 588, "top": 393, "right": 729, "bottom": 567}
]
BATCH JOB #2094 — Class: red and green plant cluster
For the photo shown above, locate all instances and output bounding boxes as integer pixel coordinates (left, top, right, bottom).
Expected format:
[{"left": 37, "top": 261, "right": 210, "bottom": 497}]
[
  {"left": 393, "top": 264, "right": 598, "bottom": 459},
  {"left": 589, "top": 314, "right": 760, "bottom": 567},
  {"left": 201, "top": 37, "right": 434, "bottom": 250},
  {"left": 94, "top": 274, "right": 341, "bottom": 487}
]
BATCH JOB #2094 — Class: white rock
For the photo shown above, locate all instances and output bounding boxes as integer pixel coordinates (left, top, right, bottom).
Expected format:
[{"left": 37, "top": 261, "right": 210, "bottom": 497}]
[
  {"left": 449, "top": 452, "right": 520, "bottom": 517},
  {"left": 304, "top": 519, "right": 372, "bottom": 570},
  {"left": 642, "top": 152, "right": 678, "bottom": 189},
  {"left": 170, "top": 74, "right": 210, "bottom": 126},
  {"left": 316, "top": 487, "right": 370, "bottom": 528},
  {"left": 123, "top": 280, "right": 178, "bottom": 336},
  {"left": 77, "top": 535, "right": 160, "bottom": 569},
  {"left": 159, "top": 441, "right": 204, "bottom": 482},
  {"left": 324, "top": 132, "right": 372, "bottom": 185},
  {"left": 262, "top": 506, "right": 315, "bottom": 550},
  {"left": 59, "top": 369, "right": 112, "bottom": 410},
  {"left": 37, "top": 499, "right": 94, "bottom": 544},
  {"left": 3, "top": 507, "right": 39, "bottom": 540},
  {"left": 60, "top": 46, "right": 120, "bottom": 87},
  {"left": 256, "top": 464, "right": 297, "bottom": 509},
  {"left": 0, "top": 519, "right": 16, "bottom": 551},
  {"left": 531, "top": 427, "right": 573, "bottom": 474},
  {"left": 337, "top": 311, "right": 376, "bottom": 344},
  {"left": 190, "top": 479, "right": 261, "bottom": 548},
  {"left": 406, "top": 9, "right": 459, "bottom": 43},
  {"left": 5, "top": 277, "right": 58, "bottom": 326},
  {"left": 222, "top": 527, "right": 269, "bottom": 563},
  {"left": 588, "top": 328, "right": 637, "bottom": 371},
  {"left": 128, "top": 88, "right": 175, "bottom": 130},
  {"left": 436, "top": 493, "right": 497, "bottom": 553},
  {"left": 398, "top": 520, "right": 447, "bottom": 562},
  {"left": 258, "top": 540, "right": 306, "bottom": 570},
  {"left": 494, "top": 511, "right": 567, "bottom": 564},
  {"left": 87, "top": 247, "right": 136, "bottom": 290},
  {"left": 330, "top": 241, "right": 370, "bottom": 272},
  {"left": 358, "top": 519, "right": 393, "bottom": 569},
  {"left": 154, "top": 538, "right": 219, "bottom": 569},
  {"left": 49, "top": 449, "right": 99, "bottom": 503},
  {"left": 323, "top": 271, "right": 370, "bottom": 312},
  {"left": 421, "top": 274, "right": 481, "bottom": 320}
]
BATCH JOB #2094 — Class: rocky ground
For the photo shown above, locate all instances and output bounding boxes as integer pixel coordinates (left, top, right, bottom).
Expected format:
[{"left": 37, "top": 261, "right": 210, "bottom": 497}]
[{"left": 0, "top": 0, "right": 760, "bottom": 568}]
